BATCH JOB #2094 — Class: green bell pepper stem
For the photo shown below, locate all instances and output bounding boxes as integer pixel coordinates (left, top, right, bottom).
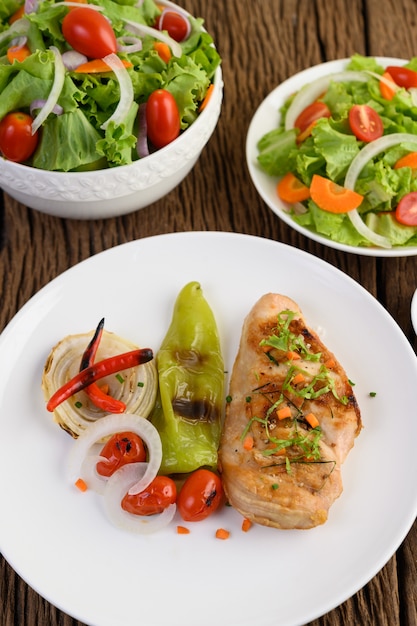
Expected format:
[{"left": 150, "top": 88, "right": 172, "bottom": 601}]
[{"left": 150, "top": 281, "right": 225, "bottom": 474}]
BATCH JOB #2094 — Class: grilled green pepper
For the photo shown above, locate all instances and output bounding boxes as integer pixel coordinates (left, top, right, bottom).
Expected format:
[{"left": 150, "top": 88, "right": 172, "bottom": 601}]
[{"left": 150, "top": 282, "right": 224, "bottom": 474}]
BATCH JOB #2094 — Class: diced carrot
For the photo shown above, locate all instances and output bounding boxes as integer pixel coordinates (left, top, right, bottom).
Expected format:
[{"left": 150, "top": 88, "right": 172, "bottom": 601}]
[
  {"left": 305, "top": 412, "right": 319, "bottom": 428},
  {"left": 277, "top": 171, "right": 310, "bottom": 203},
  {"left": 310, "top": 174, "right": 363, "bottom": 214},
  {"left": 379, "top": 71, "right": 397, "bottom": 101},
  {"left": 242, "top": 433, "right": 254, "bottom": 450},
  {"left": 286, "top": 350, "right": 301, "bottom": 361},
  {"left": 177, "top": 525, "right": 190, "bottom": 534},
  {"left": 99, "top": 383, "right": 110, "bottom": 394},
  {"left": 7, "top": 44, "right": 31, "bottom": 63},
  {"left": 292, "top": 372, "right": 305, "bottom": 385},
  {"left": 324, "top": 357, "right": 336, "bottom": 369},
  {"left": 296, "top": 121, "right": 316, "bottom": 143},
  {"left": 215, "top": 528, "right": 230, "bottom": 540},
  {"left": 75, "top": 58, "right": 133, "bottom": 73},
  {"left": 153, "top": 41, "right": 171, "bottom": 63},
  {"left": 75, "top": 478, "right": 88, "bottom": 492},
  {"left": 394, "top": 151, "right": 417, "bottom": 171},
  {"left": 199, "top": 83, "right": 214, "bottom": 112},
  {"left": 277, "top": 406, "right": 292, "bottom": 420},
  {"left": 9, "top": 5, "right": 24, "bottom": 24},
  {"left": 241, "top": 518, "right": 252, "bottom": 532}
]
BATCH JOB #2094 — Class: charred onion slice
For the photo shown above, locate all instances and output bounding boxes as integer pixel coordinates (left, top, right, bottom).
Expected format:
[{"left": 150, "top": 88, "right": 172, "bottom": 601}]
[{"left": 42, "top": 329, "right": 157, "bottom": 438}]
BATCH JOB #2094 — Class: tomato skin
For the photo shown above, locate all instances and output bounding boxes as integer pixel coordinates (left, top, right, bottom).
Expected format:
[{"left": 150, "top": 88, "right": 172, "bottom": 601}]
[
  {"left": 395, "top": 191, "right": 417, "bottom": 226},
  {"left": 177, "top": 469, "right": 223, "bottom": 522},
  {"left": 386, "top": 65, "right": 417, "bottom": 89},
  {"left": 348, "top": 104, "right": 384, "bottom": 142},
  {"left": 155, "top": 11, "right": 189, "bottom": 42},
  {"left": 146, "top": 89, "right": 180, "bottom": 149},
  {"left": 96, "top": 431, "right": 146, "bottom": 477},
  {"left": 62, "top": 8, "right": 117, "bottom": 58},
  {"left": 121, "top": 476, "right": 177, "bottom": 516},
  {"left": 294, "top": 101, "right": 331, "bottom": 133},
  {"left": 0, "top": 112, "right": 38, "bottom": 162}
]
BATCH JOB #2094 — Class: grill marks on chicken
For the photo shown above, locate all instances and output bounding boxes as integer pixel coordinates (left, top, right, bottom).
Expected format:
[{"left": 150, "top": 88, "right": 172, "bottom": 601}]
[{"left": 218, "top": 294, "right": 361, "bottom": 529}]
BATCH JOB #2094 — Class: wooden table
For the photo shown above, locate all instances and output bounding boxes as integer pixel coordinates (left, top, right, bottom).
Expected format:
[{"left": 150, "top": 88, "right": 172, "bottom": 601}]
[{"left": 1, "top": 0, "right": 417, "bottom": 624}]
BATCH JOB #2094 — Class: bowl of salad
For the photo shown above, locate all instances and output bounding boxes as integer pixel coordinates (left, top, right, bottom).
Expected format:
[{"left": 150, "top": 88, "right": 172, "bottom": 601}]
[
  {"left": 246, "top": 55, "right": 417, "bottom": 256},
  {"left": 0, "top": 0, "right": 222, "bottom": 220}
]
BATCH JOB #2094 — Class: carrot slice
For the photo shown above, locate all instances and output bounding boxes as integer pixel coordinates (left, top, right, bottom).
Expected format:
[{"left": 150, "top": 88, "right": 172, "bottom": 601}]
[
  {"left": 292, "top": 372, "right": 305, "bottom": 385},
  {"left": 310, "top": 174, "right": 363, "bottom": 213},
  {"left": 177, "top": 525, "right": 190, "bottom": 534},
  {"left": 241, "top": 518, "right": 252, "bottom": 532},
  {"left": 305, "top": 413, "right": 319, "bottom": 428},
  {"left": 153, "top": 41, "right": 171, "bottom": 63},
  {"left": 7, "top": 44, "right": 31, "bottom": 63},
  {"left": 215, "top": 528, "right": 230, "bottom": 540},
  {"left": 286, "top": 350, "right": 301, "bottom": 361},
  {"left": 394, "top": 151, "right": 417, "bottom": 171},
  {"left": 199, "top": 83, "right": 214, "bottom": 112},
  {"left": 379, "top": 71, "right": 396, "bottom": 101},
  {"left": 75, "top": 478, "right": 88, "bottom": 492},
  {"left": 277, "top": 171, "right": 310, "bottom": 203},
  {"left": 9, "top": 6, "right": 24, "bottom": 24},
  {"left": 75, "top": 58, "right": 133, "bottom": 73},
  {"left": 277, "top": 406, "right": 291, "bottom": 420},
  {"left": 242, "top": 433, "right": 254, "bottom": 450}
]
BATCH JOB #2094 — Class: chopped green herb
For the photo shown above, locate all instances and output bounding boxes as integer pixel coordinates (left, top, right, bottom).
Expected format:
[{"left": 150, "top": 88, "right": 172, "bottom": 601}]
[
  {"left": 271, "top": 483, "right": 279, "bottom": 490},
  {"left": 369, "top": 391, "right": 377, "bottom": 397},
  {"left": 116, "top": 373, "right": 124, "bottom": 384},
  {"left": 226, "top": 395, "right": 232, "bottom": 403},
  {"left": 245, "top": 396, "right": 252, "bottom": 403},
  {"left": 137, "top": 381, "right": 144, "bottom": 388},
  {"left": 75, "top": 400, "right": 83, "bottom": 408}
]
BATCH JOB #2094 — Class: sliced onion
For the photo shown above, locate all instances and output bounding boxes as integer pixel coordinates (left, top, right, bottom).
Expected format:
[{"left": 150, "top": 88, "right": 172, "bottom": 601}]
[
  {"left": 42, "top": 329, "right": 157, "bottom": 438},
  {"left": 31, "top": 46, "right": 65, "bottom": 135},
  {"left": 124, "top": 18, "right": 182, "bottom": 58},
  {"left": 104, "top": 463, "right": 176, "bottom": 534},
  {"left": 117, "top": 36, "right": 142, "bottom": 54},
  {"left": 67, "top": 413, "right": 163, "bottom": 491},
  {"left": 54, "top": 2, "right": 104, "bottom": 9},
  {"left": 0, "top": 19, "right": 30, "bottom": 46},
  {"left": 10, "top": 35, "right": 27, "bottom": 49},
  {"left": 410, "top": 88, "right": 417, "bottom": 107},
  {"left": 30, "top": 99, "right": 63, "bottom": 116},
  {"left": 136, "top": 103, "right": 149, "bottom": 158},
  {"left": 159, "top": 8, "right": 191, "bottom": 40},
  {"left": 100, "top": 53, "right": 134, "bottom": 130},
  {"left": 24, "top": 0, "right": 39, "bottom": 13},
  {"left": 62, "top": 50, "right": 88, "bottom": 71},
  {"left": 344, "top": 132, "right": 417, "bottom": 248},
  {"left": 285, "top": 71, "right": 370, "bottom": 130},
  {"left": 365, "top": 70, "right": 400, "bottom": 95}
]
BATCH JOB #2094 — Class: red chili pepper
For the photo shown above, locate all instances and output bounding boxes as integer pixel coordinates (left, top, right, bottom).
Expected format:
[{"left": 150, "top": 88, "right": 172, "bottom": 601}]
[
  {"left": 80, "top": 318, "right": 126, "bottom": 414},
  {"left": 46, "top": 348, "right": 154, "bottom": 412}
]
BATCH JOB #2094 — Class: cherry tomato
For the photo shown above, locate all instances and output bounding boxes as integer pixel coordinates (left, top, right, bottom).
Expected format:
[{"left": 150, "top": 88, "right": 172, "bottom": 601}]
[
  {"left": 121, "top": 476, "right": 177, "bottom": 516},
  {"left": 0, "top": 112, "right": 38, "bottom": 162},
  {"left": 96, "top": 431, "right": 146, "bottom": 477},
  {"left": 395, "top": 191, "right": 417, "bottom": 226},
  {"left": 154, "top": 11, "right": 189, "bottom": 42},
  {"left": 146, "top": 89, "right": 180, "bottom": 149},
  {"left": 385, "top": 65, "right": 417, "bottom": 89},
  {"left": 177, "top": 469, "right": 223, "bottom": 522},
  {"left": 62, "top": 7, "right": 117, "bottom": 58},
  {"left": 294, "top": 101, "right": 331, "bottom": 133},
  {"left": 348, "top": 104, "right": 383, "bottom": 142}
]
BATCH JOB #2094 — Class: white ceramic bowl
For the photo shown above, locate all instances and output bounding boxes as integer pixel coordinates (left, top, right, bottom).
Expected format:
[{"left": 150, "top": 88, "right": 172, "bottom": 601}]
[{"left": 0, "top": 16, "right": 223, "bottom": 220}]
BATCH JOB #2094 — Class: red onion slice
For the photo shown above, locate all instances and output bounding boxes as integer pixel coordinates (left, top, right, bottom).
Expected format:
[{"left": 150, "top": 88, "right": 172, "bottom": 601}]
[
  {"left": 136, "top": 103, "right": 149, "bottom": 158},
  {"left": 62, "top": 50, "right": 88, "bottom": 71},
  {"left": 30, "top": 99, "right": 63, "bottom": 116}
]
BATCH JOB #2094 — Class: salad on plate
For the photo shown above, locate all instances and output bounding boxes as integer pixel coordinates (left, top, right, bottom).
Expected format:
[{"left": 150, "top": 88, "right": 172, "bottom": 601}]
[
  {"left": 0, "top": 0, "right": 220, "bottom": 171},
  {"left": 256, "top": 54, "right": 417, "bottom": 250}
]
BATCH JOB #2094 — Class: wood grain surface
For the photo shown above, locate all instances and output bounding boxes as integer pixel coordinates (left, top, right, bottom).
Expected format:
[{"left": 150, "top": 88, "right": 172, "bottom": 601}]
[{"left": 1, "top": 1, "right": 417, "bottom": 624}]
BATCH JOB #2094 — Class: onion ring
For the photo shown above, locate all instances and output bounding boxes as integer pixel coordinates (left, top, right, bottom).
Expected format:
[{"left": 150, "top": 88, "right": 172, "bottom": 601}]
[{"left": 100, "top": 53, "right": 134, "bottom": 130}]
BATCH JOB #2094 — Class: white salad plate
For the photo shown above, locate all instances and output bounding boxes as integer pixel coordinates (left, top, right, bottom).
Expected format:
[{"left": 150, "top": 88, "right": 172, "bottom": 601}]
[
  {"left": 246, "top": 57, "right": 417, "bottom": 257},
  {"left": 1, "top": 231, "right": 417, "bottom": 626}
]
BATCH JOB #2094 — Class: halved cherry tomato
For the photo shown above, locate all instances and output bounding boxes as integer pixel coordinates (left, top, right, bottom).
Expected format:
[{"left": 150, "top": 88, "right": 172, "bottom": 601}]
[
  {"left": 294, "top": 101, "right": 331, "bottom": 133},
  {"left": 146, "top": 89, "right": 180, "bottom": 149},
  {"left": 96, "top": 431, "right": 146, "bottom": 477},
  {"left": 121, "top": 476, "right": 177, "bottom": 516},
  {"left": 395, "top": 191, "right": 417, "bottom": 226},
  {"left": 177, "top": 469, "right": 223, "bottom": 522},
  {"left": 386, "top": 65, "right": 417, "bottom": 89},
  {"left": 0, "top": 112, "right": 38, "bottom": 162},
  {"left": 62, "top": 7, "right": 117, "bottom": 58},
  {"left": 348, "top": 104, "right": 383, "bottom": 142},
  {"left": 154, "top": 11, "right": 189, "bottom": 42}
]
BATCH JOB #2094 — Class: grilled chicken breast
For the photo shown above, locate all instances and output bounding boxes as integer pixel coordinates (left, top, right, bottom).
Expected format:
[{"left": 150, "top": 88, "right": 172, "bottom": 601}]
[{"left": 219, "top": 294, "right": 361, "bottom": 529}]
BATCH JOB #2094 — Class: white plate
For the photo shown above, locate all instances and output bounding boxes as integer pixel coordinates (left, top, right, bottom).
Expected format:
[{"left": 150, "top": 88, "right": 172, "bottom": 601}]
[
  {"left": 411, "top": 289, "right": 417, "bottom": 333},
  {"left": 246, "top": 57, "right": 417, "bottom": 257},
  {"left": 1, "top": 231, "right": 416, "bottom": 626}
]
